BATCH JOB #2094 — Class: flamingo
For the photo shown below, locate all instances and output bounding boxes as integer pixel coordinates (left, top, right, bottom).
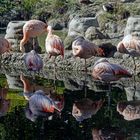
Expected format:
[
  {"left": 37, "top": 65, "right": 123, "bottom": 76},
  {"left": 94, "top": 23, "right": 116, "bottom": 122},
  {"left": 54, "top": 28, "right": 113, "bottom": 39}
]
[
  {"left": 72, "top": 98, "right": 104, "bottom": 121},
  {"left": 92, "top": 58, "right": 132, "bottom": 82},
  {"left": 117, "top": 34, "right": 140, "bottom": 98},
  {"left": 24, "top": 50, "right": 43, "bottom": 72},
  {"left": 20, "top": 19, "right": 48, "bottom": 52},
  {"left": 0, "top": 38, "right": 12, "bottom": 55},
  {"left": 117, "top": 34, "right": 140, "bottom": 57},
  {"left": 45, "top": 25, "right": 64, "bottom": 60},
  {"left": 72, "top": 36, "right": 104, "bottom": 71}
]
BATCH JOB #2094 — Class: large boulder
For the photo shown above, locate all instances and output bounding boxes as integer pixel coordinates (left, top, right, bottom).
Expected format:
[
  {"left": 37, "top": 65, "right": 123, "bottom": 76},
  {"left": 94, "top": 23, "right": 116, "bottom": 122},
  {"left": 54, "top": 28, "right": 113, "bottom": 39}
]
[
  {"left": 5, "top": 21, "right": 41, "bottom": 53},
  {"left": 85, "top": 26, "right": 109, "bottom": 41},
  {"left": 68, "top": 17, "right": 99, "bottom": 37},
  {"left": 124, "top": 16, "right": 140, "bottom": 37},
  {"left": 48, "top": 19, "right": 64, "bottom": 30}
]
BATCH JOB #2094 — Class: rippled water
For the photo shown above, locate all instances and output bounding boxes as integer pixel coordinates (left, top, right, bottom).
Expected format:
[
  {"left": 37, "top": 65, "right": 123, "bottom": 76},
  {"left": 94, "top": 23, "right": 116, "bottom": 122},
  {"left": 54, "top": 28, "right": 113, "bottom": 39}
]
[{"left": 0, "top": 68, "right": 140, "bottom": 140}]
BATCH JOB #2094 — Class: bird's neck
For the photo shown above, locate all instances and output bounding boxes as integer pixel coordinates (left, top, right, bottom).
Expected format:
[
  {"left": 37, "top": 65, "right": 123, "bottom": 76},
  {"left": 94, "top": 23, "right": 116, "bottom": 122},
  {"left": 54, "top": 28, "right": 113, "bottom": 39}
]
[{"left": 48, "top": 29, "right": 53, "bottom": 36}]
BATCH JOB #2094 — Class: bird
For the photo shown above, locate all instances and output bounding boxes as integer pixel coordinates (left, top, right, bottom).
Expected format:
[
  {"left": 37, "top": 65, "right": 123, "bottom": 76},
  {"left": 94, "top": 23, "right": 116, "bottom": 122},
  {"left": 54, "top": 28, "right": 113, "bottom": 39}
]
[
  {"left": 0, "top": 38, "right": 12, "bottom": 55},
  {"left": 24, "top": 50, "right": 43, "bottom": 72},
  {"left": 92, "top": 58, "right": 132, "bottom": 82},
  {"left": 117, "top": 34, "right": 140, "bottom": 57},
  {"left": 45, "top": 25, "right": 64, "bottom": 59},
  {"left": 20, "top": 19, "right": 48, "bottom": 52},
  {"left": 72, "top": 36, "right": 104, "bottom": 71}
]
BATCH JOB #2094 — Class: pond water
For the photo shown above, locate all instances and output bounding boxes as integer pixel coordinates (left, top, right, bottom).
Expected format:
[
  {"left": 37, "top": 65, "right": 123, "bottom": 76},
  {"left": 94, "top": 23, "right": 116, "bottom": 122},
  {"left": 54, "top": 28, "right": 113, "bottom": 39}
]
[{"left": 0, "top": 68, "right": 140, "bottom": 140}]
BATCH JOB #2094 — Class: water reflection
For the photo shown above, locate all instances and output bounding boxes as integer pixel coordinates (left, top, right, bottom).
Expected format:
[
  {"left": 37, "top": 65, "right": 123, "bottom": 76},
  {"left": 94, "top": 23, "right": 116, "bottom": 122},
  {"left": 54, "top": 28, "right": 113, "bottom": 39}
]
[
  {"left": 117, "top": 100, "right": 140, "bottom": 121},
  {"left": 20, "top": 74, "right": 64, "bottom": 122},
  {"left": 0, "top": 88, "right": 10, "bottom": 117},
  {"left": 72, "top": 98, "right": 104, "bottom": 122},
  {"left": 0, "top": 70, "right": 140, "bottom": 139}
]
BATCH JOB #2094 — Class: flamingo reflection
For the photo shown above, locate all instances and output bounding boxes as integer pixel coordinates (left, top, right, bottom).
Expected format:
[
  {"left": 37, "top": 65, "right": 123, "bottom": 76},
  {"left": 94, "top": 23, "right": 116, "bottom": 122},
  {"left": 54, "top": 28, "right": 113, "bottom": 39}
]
[
  {"left": 72, "top": 98, "right": 104, "bottom": 121},
  {"left": 117, "top": 100, "right": 140, "bottom": 121},
  {"left": 20, "top": 19, "right": 48, "bottom": 52},
  {"left": 92, "top": 58, "right": 132, "bottom": 82},
  {"left": 0, "top": 88, "right": 10, "bottom": 117},
  {"left": 20, "top": 74, "right": 64, "bottom": 122}
]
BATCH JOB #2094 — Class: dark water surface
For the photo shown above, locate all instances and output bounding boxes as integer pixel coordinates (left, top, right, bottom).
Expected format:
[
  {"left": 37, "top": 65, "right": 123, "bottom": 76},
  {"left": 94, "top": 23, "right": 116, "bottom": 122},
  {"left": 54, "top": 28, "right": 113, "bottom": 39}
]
[{"left": 0, "top": 69, "right": 140, "bottom": 140}]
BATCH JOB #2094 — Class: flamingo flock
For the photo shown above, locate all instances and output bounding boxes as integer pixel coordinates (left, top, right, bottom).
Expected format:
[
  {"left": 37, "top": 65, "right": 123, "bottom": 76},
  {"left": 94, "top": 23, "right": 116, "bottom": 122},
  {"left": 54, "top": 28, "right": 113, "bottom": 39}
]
[{"left": 1, "top": 19, "right": 140, "bottom": 122}]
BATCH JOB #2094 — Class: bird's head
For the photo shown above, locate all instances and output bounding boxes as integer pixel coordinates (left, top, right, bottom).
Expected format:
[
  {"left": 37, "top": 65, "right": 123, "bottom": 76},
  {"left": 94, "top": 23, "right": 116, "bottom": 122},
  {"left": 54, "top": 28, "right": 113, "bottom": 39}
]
[
  {"left": 72, "top": 44, "right": 83, "bottom": 57},
  {"left": 47, "top": 25, "right": 53, "bottom": 32}
]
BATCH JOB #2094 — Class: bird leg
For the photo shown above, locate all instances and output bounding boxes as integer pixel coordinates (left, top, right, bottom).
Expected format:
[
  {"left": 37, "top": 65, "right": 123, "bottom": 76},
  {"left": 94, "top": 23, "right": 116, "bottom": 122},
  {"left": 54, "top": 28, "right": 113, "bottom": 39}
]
[
  {"left": 84, "top": 58, "right": 87, "bottom": 72},
  {"left": 32, "top": 37, "right": 35, "bottom": 51},
  {"left": 20, "top": 31, "right": 29, "bottom": 52},
  {"left": 132, "top": 56, "right": 136, "bottom": 100}
]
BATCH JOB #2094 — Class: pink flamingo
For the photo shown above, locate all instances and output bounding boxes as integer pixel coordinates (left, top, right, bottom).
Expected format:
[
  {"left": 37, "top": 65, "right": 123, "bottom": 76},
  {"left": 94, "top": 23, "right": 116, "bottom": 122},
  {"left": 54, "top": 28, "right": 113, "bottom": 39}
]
[
  {"left": 0, "top": 38, "right": 12, "bottom": 55},
  {"left": 20, "top": 19, "right": 48, "bottom": 52},
  {"left": 45, "top": 25, "right": 64, "bottom": 59},
  {"left": 117, "top": 34, "right": 140, "bottom": 71},
  {"left": 117, "top": 34, "right": 140, "bottom": 56},
  {"left": 72, "top": 36, "right": 104, "bottom": 71},
  {"left": 24, "top": 50, "right": 43, "bottom": 72},
  {"left": 92, "top": 58, "right": 132, "bottom": 82}
]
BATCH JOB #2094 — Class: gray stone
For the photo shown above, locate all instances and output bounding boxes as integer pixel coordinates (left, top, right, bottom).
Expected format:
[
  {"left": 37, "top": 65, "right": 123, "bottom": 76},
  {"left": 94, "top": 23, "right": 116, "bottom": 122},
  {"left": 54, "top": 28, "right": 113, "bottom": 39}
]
[
  {"left": 124, "top": 16, "right": 140, "bottom": 37},
  {"left": 85, "top": 27, "right": 109, "bottom": 41},
  {"left": 48, "top": 19, "right": 63, "bottom": 30},
  {"left": 68, "top": 17, "right": 99, "bottom": 37}
]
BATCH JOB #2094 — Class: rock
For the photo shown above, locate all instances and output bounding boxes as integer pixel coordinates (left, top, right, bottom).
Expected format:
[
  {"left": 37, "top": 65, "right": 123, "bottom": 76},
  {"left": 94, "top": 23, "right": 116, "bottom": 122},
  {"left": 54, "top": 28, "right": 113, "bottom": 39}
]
[
  {"left": 5, "top": 21, "right": 41, "bottom": 53},
  {"left": 85, "top": 27, "right": 109, "bottom": 41},
  {"left": 48, "top": 19, "right": 63, "bottom": 30},
  {"left": 79, "top": 0, "right": 92, "bottom": 4},
  {"left": 68, "top": 16, "right": 99, "bottom": 37},
  {"left": 64, "top": 36, "right": 75, "bottom": 50},
  {"left": 120, "top": 0, "right": 135, "bottom": 2},
  {"left": 124, "top": 16, "right": 140, "bottom": 37}
]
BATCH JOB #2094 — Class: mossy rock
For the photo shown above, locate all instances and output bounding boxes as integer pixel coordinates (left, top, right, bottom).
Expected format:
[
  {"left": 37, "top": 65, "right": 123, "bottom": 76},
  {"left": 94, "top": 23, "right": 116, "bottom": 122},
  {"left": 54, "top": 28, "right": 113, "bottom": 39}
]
[{"left": 64, "top": 36, "right": 75, "bottom": 50}]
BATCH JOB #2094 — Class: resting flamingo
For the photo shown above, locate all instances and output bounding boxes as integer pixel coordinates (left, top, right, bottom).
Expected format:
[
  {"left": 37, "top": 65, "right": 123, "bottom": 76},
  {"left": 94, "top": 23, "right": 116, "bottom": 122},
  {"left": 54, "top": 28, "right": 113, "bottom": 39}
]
[
  {"left": 20, "top": 19, "right": 48, "bottom": 52},
  {"left": 72, "top": 36, "right": 104, "bottom": 71},
  {"left": 24, "top": 50, "right": 43, "bottom": 72},
  {"left": 92, "top": 58, "right": 132, "bottom": 82},
  {"left": 117, "top": 34, "right": 140, "bottom": 70},
  {"left": 0, "top": 38, "right": 12, "bottom": 55},
  {"left": 45, "top": 25, "right": 64, "bottom": 60}
]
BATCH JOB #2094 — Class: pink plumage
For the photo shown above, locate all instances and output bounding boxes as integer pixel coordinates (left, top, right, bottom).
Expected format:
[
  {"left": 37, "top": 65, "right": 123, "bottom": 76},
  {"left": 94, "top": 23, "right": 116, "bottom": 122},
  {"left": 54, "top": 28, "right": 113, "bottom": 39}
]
[
  {"left": 92, "top": 58, "right": 132, "bottom": 82},
  {"left": 24, "top": 50, "right": 43, "bottom": 71},
  {"left": 45, "top": 26, "right": 64, "bottom": 58},
  {"left": 0, "top": 38, "right": 11, "bottom": 55},
  {"left": 20, "top": 20, "right": 48, "bottom": 52}
]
